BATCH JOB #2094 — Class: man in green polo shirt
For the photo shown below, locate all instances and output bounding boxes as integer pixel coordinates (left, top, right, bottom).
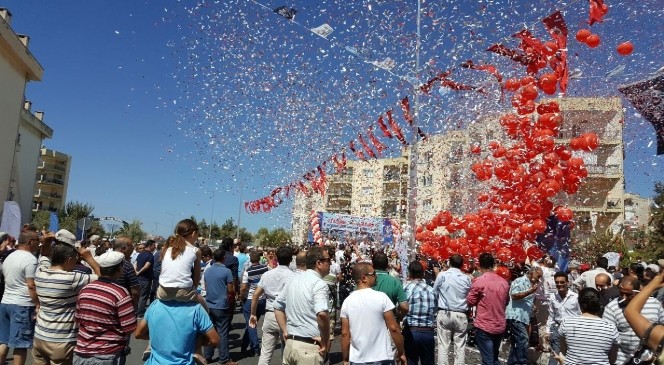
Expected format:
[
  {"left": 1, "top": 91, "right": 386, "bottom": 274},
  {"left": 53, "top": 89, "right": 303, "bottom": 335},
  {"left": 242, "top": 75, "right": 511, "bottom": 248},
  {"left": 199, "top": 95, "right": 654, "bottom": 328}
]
[{"left": 372, "top": 252, "right": 409, "bottom": 321}]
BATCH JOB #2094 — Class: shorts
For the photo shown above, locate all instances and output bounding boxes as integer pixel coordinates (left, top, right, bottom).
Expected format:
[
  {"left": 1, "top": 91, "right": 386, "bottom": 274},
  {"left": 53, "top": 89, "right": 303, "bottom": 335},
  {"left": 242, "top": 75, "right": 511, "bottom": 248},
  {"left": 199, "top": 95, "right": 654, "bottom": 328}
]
[
  {"left": 0, "top": 303, "right": 36, "bottom": 348},
  {"left": 156, "top": 285, "right": 197, "bottom": 302}
]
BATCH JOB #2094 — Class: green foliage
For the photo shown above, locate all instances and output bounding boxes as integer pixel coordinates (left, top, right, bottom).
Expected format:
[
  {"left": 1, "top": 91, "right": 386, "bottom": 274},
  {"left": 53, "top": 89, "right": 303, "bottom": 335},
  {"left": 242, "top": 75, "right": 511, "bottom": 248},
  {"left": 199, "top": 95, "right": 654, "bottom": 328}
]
[
  {"left": 254, "top": 227, "right": 292, "bottom": 247},
  {"left": 572, "top": 228, "right": 626, "bottom": 264},
  {"left": 648, "top": 182, "right": 664, "bottom": 259},
  {"left": 186, "top": 217, "right": 253, "bottom": 243},
  {"left": 115, "top": 219, "right": 147, "bottom": 243},
  {"left": 31, "top": 201, "right": 104, "bottom": 238}
]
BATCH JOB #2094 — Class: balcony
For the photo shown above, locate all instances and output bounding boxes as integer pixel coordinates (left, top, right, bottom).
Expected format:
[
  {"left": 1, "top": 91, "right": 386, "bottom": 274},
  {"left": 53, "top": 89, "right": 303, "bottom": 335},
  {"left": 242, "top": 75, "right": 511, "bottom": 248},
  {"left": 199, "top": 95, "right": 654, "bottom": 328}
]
[
  {"left": 569, "top": 197, "right": 623, "bottom": 213},
  {"left": 556, "top": 130, "right": 621, "bottom": 144},
  {"left": 34, "top": 189, "right": 62, "bottom": 200},
  {"left": 37, "top": 177, "right": 64, "bottom": 185},
  {"left": 586, "top": 164, "right": 622, "bottom": 176}
]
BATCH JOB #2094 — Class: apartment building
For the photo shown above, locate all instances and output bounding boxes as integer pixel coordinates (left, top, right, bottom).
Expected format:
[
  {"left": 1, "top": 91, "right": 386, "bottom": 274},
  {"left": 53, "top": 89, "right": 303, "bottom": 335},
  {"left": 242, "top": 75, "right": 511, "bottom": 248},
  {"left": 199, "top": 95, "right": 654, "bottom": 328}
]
[
  {"left": 33, "top": 147, "right": 71, "bottom": 212},
  {"left": 292, "top": 97, "right": 625, "bottom": 243},
  {"left": 0, "top": 8, "right": 50, "bottom": 227}
]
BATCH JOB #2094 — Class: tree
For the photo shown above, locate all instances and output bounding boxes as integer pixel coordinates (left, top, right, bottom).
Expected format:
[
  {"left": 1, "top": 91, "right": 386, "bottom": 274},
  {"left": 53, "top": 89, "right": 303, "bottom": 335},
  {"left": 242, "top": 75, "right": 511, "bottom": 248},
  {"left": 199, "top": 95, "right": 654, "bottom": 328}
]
[
  {"left": 572, "top": 228, "right": 626, "bottom": 264},
  {"left": 254, "top": 227, "right": 292, "bottom": 247},
  {"left": 217, "top": 218, "right": 253, "bottom": 243},
  {"left": 31, "top": 201, "right": 105, "bottom": 238},
  {"left": 115, "top": 219, "right": 147, "bottom": 243},
  {"left": 649, "top": 182, "right": 664, "bottom": 259}
]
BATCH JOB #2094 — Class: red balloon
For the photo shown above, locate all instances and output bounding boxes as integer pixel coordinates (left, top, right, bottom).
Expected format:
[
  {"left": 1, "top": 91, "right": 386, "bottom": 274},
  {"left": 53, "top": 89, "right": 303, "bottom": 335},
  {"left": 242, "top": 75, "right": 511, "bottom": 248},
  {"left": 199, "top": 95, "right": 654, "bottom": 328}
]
[
  {"left": 537, "top": 102, "right": 560, "bottom": 115},
  {"left": 585, "top": 34, "right": 601, "bottom": 48},
  {"left": 471, "top": 144, "right": 482, "bottom": 154},
  {"left": 582, "top": 133, "right": 599, "bottom": 151},
  {"left": 504, "top": 78, "right": 520, "bottom": 91},
  {"left": 532, "top": 219, "right": 546, "bottom": 233},
  {"left": 496, "top": 265, "right": 511, "bottom": 281},
  {"left": 527, "top": 246, "right": 545, "bottom": 261},
  {"left": 556, "top": 207, "right": 574, "bottom": 222},
  {"left": 576, "top": 29, "right": 591, "bottom": 43},
  {"left": 570, "top": 138, "right": 582, "bottom": 151},
  {"left": 521, "top": 85, "right": 538, "bottom": 101},
  {"left": 616, "top": 41, "right": 634, "bottom": 56}
]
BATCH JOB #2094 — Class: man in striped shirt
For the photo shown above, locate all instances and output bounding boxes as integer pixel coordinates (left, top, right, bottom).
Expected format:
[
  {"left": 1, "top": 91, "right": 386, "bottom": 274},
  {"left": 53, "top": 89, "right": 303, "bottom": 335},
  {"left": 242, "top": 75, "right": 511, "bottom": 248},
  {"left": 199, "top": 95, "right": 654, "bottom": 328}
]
[
  {"left": 602, "top": 276, "right": 664, "bottom": 364},
  {"left": 74, "top": 251, "right": 137, "bottom": 365},
  {"left": 240, "top": 251, "right": 269, "bottom": 356},
  {"left": 403, "top": 260, "right": 436, "bottom": 365},
  {"left": 33, "top": 229, "right": 100, "bottom": 365}
]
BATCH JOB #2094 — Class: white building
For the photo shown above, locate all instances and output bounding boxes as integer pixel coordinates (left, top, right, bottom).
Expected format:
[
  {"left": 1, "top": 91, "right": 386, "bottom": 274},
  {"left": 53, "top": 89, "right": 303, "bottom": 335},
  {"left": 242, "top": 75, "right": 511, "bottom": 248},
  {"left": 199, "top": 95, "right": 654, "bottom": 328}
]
[{"left": 1, "top": 8, "right": 51, "bottom": 225}]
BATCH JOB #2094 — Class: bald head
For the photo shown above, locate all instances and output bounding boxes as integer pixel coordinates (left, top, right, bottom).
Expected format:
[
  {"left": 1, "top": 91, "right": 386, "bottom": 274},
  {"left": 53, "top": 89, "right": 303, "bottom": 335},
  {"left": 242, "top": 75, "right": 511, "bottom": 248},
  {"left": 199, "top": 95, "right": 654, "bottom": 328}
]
[
  {"left": 619, "top": 275, "right": 641, "bottom": 291},
  {"left": 594, "top": 273, "right": 611, "bottom": 290},
  {"left": 113, "top": 237, "right": 134, "bottom": 260},
  {"left": 295, "top": 250, "right": 307, "bottom": 270}
]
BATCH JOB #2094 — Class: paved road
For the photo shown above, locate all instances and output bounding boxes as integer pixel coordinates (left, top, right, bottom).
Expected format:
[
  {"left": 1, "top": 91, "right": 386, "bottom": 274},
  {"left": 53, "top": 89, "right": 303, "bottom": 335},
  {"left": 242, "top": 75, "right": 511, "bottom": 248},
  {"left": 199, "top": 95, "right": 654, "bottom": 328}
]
[{"left": 10, "top": 308, "right": 551, "bottom": 365}]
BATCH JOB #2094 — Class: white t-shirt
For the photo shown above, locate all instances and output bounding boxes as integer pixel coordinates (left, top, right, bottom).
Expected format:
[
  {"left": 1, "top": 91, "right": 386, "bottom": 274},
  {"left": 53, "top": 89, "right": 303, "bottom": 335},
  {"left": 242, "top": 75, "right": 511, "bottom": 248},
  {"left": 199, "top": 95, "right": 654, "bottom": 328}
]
[
  {"left": 340, "top": 288, "right": 396, "bottom": 362},
  {"left": 1, "top": 250, "right": 38, "bottom": 306},
  {"left": 159, "top": 244, "right": 198, "bottom": 288}
]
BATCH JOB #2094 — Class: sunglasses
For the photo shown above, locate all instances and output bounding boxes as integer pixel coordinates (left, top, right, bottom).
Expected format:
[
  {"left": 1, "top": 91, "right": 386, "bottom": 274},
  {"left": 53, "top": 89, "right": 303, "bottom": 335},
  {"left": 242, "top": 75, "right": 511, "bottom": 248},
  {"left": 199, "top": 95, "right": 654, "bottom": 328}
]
[
  {"left": 364, "top": 272, "right": 377, "bottom": 277},
  {"left": 318, "top": 257, "right": 331, "bottom": 263}
]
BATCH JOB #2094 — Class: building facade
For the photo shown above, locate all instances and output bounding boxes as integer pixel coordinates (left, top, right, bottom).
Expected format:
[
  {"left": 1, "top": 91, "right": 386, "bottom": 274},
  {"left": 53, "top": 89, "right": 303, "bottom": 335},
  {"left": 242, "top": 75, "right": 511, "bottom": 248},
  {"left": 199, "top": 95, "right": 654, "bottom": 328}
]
[
  {"left": 33, "top": 147, "right": 71, "bottom": 213},
  {"left": 0, "top": 8, "right": 51, "bottom": 226},
  {"left": 292, "top": 97, "right": 626, "bottom": 244}
]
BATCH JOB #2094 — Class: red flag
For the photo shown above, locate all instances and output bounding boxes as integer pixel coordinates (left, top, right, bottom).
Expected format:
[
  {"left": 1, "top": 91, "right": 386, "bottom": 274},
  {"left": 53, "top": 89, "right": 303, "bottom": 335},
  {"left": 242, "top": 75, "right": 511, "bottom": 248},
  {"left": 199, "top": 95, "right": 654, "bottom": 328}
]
[
  {"left": 588, "top": 0, "right": 608, "bottom": 25},
  {"left": 400, "top": 97, "right": 414, "bottom": 125},
  {"left": 386, "top": 110, "right": 407, "bottom": 145},
  {"left": 542, "top": 11, "right": 569, "bottom": 93},
  {"left": 358, "top": 134, "right": 377, "bottom": 159},
  {"left": 349, "top": 141, "right": 367, "bottom": 160},
  {"left": 461, "top": 60, "right": 503, "bottom": 82},
  {"left": 377, "top": 115, "right": 393, "bottom": 138},
  {"left": 368, "top": 127, "right": 387, "bottom": 155}
]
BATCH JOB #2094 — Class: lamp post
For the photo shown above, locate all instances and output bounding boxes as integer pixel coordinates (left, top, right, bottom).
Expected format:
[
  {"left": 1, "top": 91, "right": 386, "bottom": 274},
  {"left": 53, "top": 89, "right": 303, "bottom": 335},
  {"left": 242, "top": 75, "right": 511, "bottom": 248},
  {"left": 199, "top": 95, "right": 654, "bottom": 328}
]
[{"left": 164, "top": 212, "right": 182, "bottom": 232}]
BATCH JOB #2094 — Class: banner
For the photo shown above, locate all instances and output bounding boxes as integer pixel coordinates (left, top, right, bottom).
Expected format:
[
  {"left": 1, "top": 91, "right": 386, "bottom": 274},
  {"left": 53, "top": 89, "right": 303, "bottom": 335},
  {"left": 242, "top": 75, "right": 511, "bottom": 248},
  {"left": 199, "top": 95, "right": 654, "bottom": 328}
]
[
  {"left": 319, "top": 212, "right": 388, "bottom": 236},
  {"left": 0, "top": 201, "right": 21, "bottom": 239},
  {"left": 49, "top": 212, "right": 59, "bottom": 232}
]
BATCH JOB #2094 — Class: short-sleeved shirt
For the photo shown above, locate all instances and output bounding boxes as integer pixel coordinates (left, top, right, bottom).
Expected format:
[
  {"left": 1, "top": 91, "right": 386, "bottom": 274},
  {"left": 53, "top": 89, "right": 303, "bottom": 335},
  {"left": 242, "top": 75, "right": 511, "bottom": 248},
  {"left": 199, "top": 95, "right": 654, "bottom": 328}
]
[
  {"left": 274, "top": 269, "right": 329, "bottom": 338},
  {"left": 160, "top": 245, "right": 198, "bottom": 288},
  {"left": 558, "top": 316, "right": 619, "bottom": 365},
  {"left": 35, "top": 256, "right": 98, "bottom": 342},
  {"left": 1, "top": 250, "right": 38, "bottom": 306},
  {"left": 204, "top": 263, "right": 234, "bottom": 310},
  {"left": 603, "top": 297, "right": 664, "bottom": 364},
  {"left": 237, "top": 253, "right": 249, "bottom": 277},
  {"left": 257, "top": 265, "right": 295, "bottom": 311},
  {"left": 75, "top": 277, "right": 137, "bottom": 355},
  {"left": 118, "top": 260, "right": 139, "bottom": 293},
  {"left": 223, "top": 250, "right": 239, "bottom": 281},
  {"left": 341, "top": 288, "right": 395, "bottom": 363},
  {"left": 136, "top": 251, "right": 154, "bottom": 281},
  {"left": 403, "top": 279, "right": 436, "bottom": 327},
  {"left": 433, "top": 267, "right": 471, "bottom": 312},
  {"left": 466, "top": 272, "right": 510, "bottom": 334},
  {"left": 506, "top": 275, "right": 536, "bottom": 324},
  {"left": 242, "top": 264, "right": 268, "bottom": 301},
  {"left": 373, "top": 270, "right": 407, "bottom": 305},
  {"left": 145, "top": 301, "right": 213, "bottom": 365}
]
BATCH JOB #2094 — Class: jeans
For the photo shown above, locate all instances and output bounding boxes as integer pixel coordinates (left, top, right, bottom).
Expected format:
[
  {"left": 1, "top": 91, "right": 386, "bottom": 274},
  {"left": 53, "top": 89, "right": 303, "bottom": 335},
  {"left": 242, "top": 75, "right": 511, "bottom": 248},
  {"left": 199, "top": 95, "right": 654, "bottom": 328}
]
[
  {"left": 547, "top": 325, "right": 561, "bottom": 365},
  {"left": 203, "top": 309, "right": 232, "bottom": 363},
  {"left": 137, "top": 279, "right": 152, "bottom": 317},
  {"left": 474, "top": 328, "right": 503, "bottom": 365},
  {"left": 402, "top": 327, "right": 434, "bottom": 365},
  {"left": 507, "top": 319, "right": 528, "bottom": 365},
  {"left": 436, "top": 310, "right": 468, "bottom": 365},
  {"left": 242, "top": 299, "right": 266, "bottom": 351}
]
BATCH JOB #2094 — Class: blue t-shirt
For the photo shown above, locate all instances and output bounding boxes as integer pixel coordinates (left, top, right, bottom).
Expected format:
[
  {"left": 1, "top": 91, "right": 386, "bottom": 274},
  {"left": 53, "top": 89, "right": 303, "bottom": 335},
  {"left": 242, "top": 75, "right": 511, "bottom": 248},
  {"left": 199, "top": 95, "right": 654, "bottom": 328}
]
[
  {"left": 145, "top": 300, "right": 213, "bottom": 365},
  {"left": 223, "top": 251, "right": 239, "bottom": 280},
  {"left": 204, "top": 263, "right": 234, "bottom": 310},
  {"left": 237, "top": 253, "right": 249, "bottom": 277},
  {"left": 136, "top": 251, "right": 154, "bottom": 281}
]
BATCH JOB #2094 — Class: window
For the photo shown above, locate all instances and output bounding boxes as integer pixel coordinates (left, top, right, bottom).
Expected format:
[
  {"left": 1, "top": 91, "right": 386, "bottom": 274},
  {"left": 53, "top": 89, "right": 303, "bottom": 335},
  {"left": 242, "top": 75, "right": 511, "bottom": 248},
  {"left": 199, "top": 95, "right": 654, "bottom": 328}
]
[
  {"left": 363, "top": 169, "right": 374, "bottom": 178},
  {"left": 423, "top": 199, "right": 433, "bottom": 211},
  {"left": 360, "top": 204, "right": 372, "bottom": 214},
  {"left": 448, "top": 142, "right": 464, "bottom": 163},
  {"left": 361, "top": 186, "right": 374, "bottom": 195},
  {"left": 419, "top": 175, "right": 433, "bottom": 187}
]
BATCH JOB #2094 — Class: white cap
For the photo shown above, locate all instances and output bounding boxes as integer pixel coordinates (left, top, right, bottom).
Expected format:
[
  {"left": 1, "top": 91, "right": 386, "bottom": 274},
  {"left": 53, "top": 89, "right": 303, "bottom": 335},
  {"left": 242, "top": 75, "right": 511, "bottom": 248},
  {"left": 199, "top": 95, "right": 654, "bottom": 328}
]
[
  {"left": 647, "top": 264, "right": 660, "bottom": 273},
  {"left": 96, "top": 251, "right": 125, "bottom": 268},
  {"left": 55, "top": 229, "right": 77, "bottom": 247},
  {"left": 89, "top": 235, "right": 100, "bottom": 243}
]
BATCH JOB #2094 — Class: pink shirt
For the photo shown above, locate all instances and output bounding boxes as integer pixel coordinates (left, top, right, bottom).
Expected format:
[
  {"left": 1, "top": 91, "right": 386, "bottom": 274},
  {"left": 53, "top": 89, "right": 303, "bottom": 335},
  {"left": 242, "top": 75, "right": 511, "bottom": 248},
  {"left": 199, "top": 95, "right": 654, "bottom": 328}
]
[{"left": 467, "top": 271, "right": 510, "bottom": 334}]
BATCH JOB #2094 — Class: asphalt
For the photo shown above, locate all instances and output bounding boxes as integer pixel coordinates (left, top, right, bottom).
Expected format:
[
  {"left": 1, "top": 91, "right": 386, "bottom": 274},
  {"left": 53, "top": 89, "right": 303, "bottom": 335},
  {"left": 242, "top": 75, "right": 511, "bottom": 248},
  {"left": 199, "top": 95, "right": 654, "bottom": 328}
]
[{"left": 8, "top": 308, "right": 553, "bottom": 365}]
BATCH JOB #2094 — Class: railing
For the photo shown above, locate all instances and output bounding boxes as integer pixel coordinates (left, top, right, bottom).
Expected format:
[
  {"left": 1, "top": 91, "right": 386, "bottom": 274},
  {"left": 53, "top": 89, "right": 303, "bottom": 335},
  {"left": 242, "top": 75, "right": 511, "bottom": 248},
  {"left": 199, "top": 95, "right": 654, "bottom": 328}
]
[
  {"left": 38, "top": 177, "right": 64, "bottom": 185},
  {"left": 557, "top": 130, "right": 621, "bottom": 141},
  {"left": 586, "top": 164, "right": 622, "bottom": 175},
  {"left": 606, "top": 198, "right": 622, "bottom": 210}
]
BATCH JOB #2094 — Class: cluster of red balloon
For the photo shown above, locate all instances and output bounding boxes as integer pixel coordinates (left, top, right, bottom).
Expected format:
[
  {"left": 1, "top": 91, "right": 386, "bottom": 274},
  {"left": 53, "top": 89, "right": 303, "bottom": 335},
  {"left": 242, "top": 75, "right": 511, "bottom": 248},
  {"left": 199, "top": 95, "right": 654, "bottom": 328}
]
[
  {"left": 417, "top": 82, "right": 600, "bottom": 266},
  {"left": 576, "top": 29, "right": 601, "bottom": 48}
]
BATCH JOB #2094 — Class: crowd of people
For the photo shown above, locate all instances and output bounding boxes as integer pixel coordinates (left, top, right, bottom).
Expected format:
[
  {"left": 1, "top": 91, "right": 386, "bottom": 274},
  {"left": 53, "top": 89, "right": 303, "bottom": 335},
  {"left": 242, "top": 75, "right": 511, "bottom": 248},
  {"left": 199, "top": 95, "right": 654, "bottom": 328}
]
[{"left": 1, "top": 223, "right": 664, "bottom": 365}]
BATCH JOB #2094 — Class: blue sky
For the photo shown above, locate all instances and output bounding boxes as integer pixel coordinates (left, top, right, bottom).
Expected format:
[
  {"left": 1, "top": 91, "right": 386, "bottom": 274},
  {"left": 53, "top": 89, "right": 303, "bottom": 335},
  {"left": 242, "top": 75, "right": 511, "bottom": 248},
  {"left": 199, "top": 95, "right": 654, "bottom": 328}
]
[{"left": 4, "top": 0, "right": 662, "bottom": 238}]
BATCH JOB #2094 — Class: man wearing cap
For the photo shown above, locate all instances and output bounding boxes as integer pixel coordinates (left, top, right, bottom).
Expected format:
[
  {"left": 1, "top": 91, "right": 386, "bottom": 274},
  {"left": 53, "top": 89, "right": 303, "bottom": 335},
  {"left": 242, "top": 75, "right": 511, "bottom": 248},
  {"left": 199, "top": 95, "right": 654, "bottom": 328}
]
[
  {"left": 32, "top": 229, "right": 101, "bottom": 365},
  {"left": 88, "top": 235, "right": 101, "bottom": 255},
  {"left": 0, "top": 229, "right": 40, "bottom": 365},
  {"left": 74, "top": 251, "right": 137, "bottom": 365}
]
